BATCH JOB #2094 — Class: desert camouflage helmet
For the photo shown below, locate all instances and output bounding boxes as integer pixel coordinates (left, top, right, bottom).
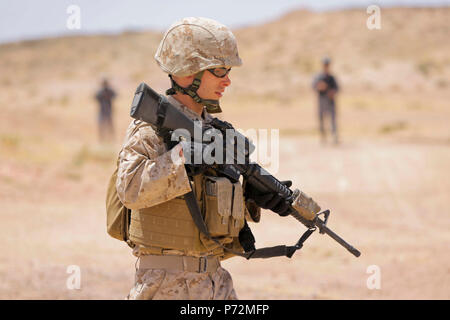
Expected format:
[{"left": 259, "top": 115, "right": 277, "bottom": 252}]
[{"left": 155, "top": 17, "right": 242, "bottom": 77}]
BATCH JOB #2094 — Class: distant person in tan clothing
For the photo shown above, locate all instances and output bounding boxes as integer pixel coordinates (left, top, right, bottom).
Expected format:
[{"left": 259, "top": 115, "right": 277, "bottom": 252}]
[
  {"left": 95, "top": 79, "right": 116, "bottom": 142},
  {"left": 312, "top": 57, "right": 339, "bottom": 144}
]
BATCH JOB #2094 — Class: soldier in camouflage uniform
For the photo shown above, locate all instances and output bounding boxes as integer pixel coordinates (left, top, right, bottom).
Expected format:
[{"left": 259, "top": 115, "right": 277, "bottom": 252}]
[{"left": 117, "top": 17, "right": 320, "bottom": 300}]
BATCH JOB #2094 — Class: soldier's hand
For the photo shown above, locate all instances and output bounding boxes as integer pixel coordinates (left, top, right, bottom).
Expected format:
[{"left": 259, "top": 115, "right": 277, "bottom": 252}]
[
  {"left": 184, "top": 163, "right": 209, "bottom": 177},
  {"left": 182, "top": 140, "right": 226, "bottom": 177},
  {"left": 245, "top": 180, "right": 292, "bottom": 217},
  {"left": 182, "top": 141, "right": 210, "bottom": 177}
]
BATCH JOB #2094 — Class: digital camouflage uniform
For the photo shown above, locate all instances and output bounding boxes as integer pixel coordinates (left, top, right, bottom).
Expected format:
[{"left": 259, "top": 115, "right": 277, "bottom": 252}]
[
  {"left": 127, "top": 264, "right": 237, "bottom": 300},
  {"left": 117, "top": 96, "right": 239, "bottom": 300}
]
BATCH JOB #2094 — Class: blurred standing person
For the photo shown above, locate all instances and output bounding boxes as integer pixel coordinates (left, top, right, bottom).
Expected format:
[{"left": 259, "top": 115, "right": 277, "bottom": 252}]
[
  {"left": 95, "top": 78, "right": 116, "bottom": 142},
  {"left": 312, "top": 57, "right": 339, "bottom": 144}
]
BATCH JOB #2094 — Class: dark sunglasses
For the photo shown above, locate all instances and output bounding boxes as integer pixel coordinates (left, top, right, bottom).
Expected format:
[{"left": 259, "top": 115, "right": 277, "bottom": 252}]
[{"left": 207, "top": 67, "right": 232, "bottom": 78}]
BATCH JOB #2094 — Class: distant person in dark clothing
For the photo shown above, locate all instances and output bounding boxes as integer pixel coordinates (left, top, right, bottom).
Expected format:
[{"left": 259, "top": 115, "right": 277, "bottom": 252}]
[
  {"left": 96, "top": 79, "right": 116, "bottom": 142},
  {"left": 312, "top": 57, "right": 339, "bottom": 144}
]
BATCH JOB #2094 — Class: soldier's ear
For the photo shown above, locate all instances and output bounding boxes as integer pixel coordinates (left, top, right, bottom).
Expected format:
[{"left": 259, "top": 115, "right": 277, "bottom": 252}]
[{"left": 172, "top": 75, "right": 195, "bottom": 86}]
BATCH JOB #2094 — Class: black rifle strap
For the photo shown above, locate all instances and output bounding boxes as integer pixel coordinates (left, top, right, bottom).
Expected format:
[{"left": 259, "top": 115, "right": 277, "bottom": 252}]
[{"left": 183, "top": 178, "right": 309, "bottom": 259}]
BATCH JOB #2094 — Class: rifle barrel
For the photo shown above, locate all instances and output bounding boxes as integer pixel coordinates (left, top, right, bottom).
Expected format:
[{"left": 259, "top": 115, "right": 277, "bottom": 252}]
[{"left": 315, "top": 217, "right": 361, "bottom": 257}]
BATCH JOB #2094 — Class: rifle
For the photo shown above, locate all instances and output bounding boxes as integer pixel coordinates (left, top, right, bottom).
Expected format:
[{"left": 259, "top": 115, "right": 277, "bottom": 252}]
[{"left": 130, "top": 83, "right": 361, "bottom": 258}]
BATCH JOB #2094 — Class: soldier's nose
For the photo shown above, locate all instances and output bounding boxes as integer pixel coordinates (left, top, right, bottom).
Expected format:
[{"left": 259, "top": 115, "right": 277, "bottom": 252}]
[{"left": 221, "top": 75, "right": 231, "bottom": 87}]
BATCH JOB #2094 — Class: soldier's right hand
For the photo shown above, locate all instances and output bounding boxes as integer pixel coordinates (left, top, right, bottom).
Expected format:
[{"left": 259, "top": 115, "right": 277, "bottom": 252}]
[
  {"left": 181, "top": 141, "right": 206, "bottom": 176},
  {"left": 184, "top": 163, "right": 209, "bottom": 177},
  {"left": 182, "top": 141, "right": 220, "bottom": 177}
]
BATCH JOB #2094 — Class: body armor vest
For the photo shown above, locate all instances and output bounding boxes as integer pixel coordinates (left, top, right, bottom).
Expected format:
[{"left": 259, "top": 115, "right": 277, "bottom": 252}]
[{"left": 128, "top": 174, "right": 246, "bottom": 258}]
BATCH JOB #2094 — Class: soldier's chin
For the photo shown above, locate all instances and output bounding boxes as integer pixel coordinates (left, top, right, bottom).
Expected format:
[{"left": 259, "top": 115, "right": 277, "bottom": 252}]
[{"left": 215, "top": 92, "right": 223, "bottom": 98}]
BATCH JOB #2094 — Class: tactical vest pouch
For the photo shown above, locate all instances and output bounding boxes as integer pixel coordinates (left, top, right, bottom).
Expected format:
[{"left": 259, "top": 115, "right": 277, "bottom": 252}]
[
  {"left": 204, "top": 177, "right": 233, "bottom": 237},
  {"left": 106, "top": 162, "right": 131, "bottom": 243},
  {"left": 229, "top": 182, "right": 245, "bottom": 237},
  {"left": 105, "top": 121, "right": 149, "bottom": 247}
]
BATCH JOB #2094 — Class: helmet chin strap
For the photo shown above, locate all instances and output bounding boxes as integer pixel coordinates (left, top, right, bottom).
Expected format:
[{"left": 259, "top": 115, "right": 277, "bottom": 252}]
[{"left": 166, "top": 71, "right": 222, "bottom": 113}]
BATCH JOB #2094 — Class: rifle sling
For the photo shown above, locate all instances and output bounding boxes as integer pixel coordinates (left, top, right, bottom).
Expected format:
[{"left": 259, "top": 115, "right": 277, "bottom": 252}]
[{"left": 183, "top": 178, "right": 308, "bottom": 259}]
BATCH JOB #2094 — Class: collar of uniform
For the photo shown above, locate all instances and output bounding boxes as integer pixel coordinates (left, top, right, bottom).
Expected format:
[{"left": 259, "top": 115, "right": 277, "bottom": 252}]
[{"left": 166, "top": 95, "right": 212, "bottom": 122}]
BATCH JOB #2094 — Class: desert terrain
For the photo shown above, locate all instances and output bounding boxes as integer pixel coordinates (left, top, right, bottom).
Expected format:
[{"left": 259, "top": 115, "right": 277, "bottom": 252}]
[{"left": 0, "top": 7, "right": 449, "bottom": 299}]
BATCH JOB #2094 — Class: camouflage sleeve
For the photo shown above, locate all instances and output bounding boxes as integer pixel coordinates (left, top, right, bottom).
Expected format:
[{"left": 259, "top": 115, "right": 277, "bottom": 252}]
[{"left": 116, "top": 124, "right": 192, "bottom": 210}]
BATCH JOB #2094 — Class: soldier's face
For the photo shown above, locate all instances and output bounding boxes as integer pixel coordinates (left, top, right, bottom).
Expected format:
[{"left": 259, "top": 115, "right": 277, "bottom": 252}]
[{"left": 197, "top": 68, "right": 231, "bottom": 100}]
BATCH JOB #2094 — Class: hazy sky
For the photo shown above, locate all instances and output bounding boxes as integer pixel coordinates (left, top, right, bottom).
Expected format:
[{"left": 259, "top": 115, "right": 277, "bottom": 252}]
[{"left": 0, "top": 0, "right": 448, "bottom": 44}]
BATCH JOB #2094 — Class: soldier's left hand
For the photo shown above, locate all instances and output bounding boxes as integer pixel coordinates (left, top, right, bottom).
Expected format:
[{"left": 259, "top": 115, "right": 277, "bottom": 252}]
[{"left": 245, "top": 180, "right": 292, "bottom": 217}]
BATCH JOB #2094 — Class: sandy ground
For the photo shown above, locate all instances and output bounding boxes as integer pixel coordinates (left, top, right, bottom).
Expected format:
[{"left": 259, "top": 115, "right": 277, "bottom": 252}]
[{"left": 1, "top": 132, "right": 448, "bottom": 299}]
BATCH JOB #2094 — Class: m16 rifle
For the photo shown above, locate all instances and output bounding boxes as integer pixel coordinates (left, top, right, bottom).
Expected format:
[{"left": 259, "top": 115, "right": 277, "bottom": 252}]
[{"left": 130, "top": 82, "right": 361, "bottom": 258}]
